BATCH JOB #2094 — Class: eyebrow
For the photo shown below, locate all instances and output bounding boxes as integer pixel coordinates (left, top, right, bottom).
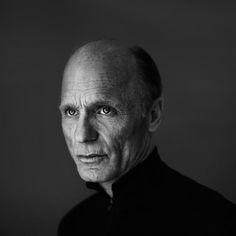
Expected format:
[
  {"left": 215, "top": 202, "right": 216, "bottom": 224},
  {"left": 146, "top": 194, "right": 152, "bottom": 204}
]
[
  {"left": 58, "top": 103, "right": 77, "bottom": 111},
  {"left": 59, "top": 99, "right": 124, "bottom": 112}
]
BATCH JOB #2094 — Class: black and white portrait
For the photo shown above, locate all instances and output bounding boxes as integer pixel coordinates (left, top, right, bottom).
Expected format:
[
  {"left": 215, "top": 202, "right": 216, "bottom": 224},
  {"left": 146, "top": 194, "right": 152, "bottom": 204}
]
[{"left": 1, "top": 1, "right": 236, "bottom": 235}]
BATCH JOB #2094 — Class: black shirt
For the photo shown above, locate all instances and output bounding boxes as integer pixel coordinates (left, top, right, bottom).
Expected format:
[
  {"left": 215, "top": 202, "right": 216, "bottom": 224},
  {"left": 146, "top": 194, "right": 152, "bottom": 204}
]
[{"left": 58, "top": 148, "right": 236, "bottom": 235}]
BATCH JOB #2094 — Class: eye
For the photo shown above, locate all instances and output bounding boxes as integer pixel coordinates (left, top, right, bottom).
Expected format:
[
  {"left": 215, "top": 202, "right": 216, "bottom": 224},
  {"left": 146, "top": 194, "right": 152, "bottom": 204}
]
[
  {"left": 97, "top": 106, "right": 115, "bottom": 115},
  {"left": 64, "top": 107, "right": 78, "bottom": 117}
]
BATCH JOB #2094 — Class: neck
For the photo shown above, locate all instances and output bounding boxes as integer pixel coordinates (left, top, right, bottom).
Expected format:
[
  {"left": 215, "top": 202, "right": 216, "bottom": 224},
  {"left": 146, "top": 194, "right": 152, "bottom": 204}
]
[{"left": 100, "top": 181, "right": 114, "bottom": 198}]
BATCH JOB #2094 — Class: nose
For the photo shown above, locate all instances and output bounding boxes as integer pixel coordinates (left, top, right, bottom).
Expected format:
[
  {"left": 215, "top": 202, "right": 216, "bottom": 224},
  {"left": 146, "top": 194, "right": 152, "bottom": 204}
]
[{"left": 75, "top": 114, "right": 98, "bottom": 143}]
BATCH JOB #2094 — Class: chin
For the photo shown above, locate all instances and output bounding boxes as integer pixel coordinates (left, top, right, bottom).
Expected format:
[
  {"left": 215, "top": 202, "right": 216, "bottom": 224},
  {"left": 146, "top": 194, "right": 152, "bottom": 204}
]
[
  {"left": 77, "top": 167, "right": 106, "bottom": 182},
  {"left": 77, "top": 165, "right": 118, "bottom": 183}
]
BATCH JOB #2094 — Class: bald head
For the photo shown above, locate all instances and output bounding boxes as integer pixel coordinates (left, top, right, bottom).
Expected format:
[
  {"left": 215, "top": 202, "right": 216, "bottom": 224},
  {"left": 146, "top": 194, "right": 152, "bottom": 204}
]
[
  {"left": 67, "top": 40, "right": 134, "bottom": 67},
  {"left": 62, "top": 40, "right": 162, "bottom": 110}
]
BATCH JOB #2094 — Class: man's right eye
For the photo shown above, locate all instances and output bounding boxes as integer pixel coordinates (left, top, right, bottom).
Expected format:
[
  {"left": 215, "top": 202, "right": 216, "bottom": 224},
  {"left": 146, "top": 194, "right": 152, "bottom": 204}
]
[{"left": 64, "top": 108, "right": 78, "bottom": 117}]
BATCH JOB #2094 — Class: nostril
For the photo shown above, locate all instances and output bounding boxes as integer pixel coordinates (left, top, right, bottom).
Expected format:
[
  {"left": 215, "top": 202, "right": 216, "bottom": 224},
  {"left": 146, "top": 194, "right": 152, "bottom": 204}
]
[{"left": 75, "top": 122, "right": 98, "bottom": 143}]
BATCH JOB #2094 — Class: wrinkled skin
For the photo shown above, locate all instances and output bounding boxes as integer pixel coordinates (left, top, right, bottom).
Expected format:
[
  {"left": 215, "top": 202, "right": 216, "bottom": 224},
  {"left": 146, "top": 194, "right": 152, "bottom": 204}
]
[{"left": 59, "top": 47, "right": 152, "bottom": 189}]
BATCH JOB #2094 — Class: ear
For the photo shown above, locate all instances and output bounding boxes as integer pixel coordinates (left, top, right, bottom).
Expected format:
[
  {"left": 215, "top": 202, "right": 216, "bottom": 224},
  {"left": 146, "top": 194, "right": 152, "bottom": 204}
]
[{"left": 148, "top": 97, "right": 163, "bottom": 133}]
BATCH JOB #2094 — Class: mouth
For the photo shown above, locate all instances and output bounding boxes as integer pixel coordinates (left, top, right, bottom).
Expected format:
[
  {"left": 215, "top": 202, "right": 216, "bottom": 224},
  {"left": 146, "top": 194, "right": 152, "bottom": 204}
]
[{"left": 76, "top": 154, "right": 108, "bottom": 165}]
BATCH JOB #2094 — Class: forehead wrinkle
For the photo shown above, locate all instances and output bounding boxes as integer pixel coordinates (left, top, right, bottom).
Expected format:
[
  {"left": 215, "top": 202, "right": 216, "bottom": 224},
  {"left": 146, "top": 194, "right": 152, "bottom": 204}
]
[
  {"left": 62, "top": 80, "right": 129, "bottom": 106},
  {"left": 62, "top": 81, "right": 124, "bottom": 102},
  {"left": 63, "top": 89, "right": 128, "bottom": 107}
]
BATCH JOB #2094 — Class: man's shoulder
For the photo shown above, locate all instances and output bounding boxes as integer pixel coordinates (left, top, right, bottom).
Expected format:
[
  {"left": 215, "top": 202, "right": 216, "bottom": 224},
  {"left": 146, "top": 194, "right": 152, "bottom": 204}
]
[
  {"left": 154, "top": 162, "right": 236, "bottom": 229},
  {"left": 130, "top": 160, "right": 234, "bottom": 232},
  {"left": 159, "top": 161, "right": 234, "bottom": 209}
]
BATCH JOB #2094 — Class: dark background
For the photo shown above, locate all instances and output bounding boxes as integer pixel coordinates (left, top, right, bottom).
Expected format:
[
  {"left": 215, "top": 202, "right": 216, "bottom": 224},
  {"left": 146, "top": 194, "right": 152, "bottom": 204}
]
[{"left": 1, "top": 0, "right": 236, "bottom": 235}]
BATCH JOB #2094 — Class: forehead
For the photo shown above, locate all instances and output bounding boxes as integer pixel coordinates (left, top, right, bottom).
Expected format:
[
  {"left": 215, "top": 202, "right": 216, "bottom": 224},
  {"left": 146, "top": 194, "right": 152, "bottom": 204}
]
[
  {"left": 61, "top": 59, "right": 137, "bottom": 107},
  {"left": 63, "top": 60, "right": 125, "bottom": 88}
]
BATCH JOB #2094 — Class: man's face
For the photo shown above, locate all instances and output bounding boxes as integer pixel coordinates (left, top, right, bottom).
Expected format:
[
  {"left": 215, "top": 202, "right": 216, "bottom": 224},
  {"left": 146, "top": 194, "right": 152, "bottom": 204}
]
[{"left": 60, "top": 59, "right": 150, "bottom": 183}]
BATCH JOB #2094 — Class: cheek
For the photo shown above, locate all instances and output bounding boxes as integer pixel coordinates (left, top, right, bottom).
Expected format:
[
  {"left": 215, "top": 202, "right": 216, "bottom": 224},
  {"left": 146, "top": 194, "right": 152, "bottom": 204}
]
[
  {"left": 97, "top": 116, "right": 134, "bottom": 150},
  {"left": 62, "top": 120, "right": 76, "bottom": 148},
  {"left": 120, "top": 117, "right": 148, "bottom": 152}
]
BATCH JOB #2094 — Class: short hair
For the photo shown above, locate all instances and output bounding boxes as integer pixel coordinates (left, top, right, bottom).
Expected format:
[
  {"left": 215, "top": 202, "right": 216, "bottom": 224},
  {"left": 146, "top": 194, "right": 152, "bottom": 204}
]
[{"left": 129, "top": 46, "right": 162, "bottom": 109}]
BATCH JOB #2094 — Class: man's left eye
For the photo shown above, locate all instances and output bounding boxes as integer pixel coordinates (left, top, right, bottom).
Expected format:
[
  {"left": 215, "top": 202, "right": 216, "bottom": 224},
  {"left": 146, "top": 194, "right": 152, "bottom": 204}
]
[{"left": 97, "top": 106, "right": 115, "bottom": 115}]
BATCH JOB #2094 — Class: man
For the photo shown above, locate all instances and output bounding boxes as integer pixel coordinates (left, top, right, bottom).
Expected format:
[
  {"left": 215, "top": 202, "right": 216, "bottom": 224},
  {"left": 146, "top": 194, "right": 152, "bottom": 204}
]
[{"left": 58, "top": 40, "right": 235, "bottom": 234}]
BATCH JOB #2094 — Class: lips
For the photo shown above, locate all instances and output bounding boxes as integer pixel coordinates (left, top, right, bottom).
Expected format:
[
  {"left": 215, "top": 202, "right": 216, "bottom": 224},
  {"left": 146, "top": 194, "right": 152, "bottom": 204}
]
[{"left": 76, "top": 154, "right": 108, "bottom": 165}]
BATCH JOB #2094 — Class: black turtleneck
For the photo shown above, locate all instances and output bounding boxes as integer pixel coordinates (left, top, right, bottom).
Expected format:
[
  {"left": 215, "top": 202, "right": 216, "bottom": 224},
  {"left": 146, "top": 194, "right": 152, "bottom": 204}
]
[{"left": 58, "top": 147, "right": 236, "bottom": 235}]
